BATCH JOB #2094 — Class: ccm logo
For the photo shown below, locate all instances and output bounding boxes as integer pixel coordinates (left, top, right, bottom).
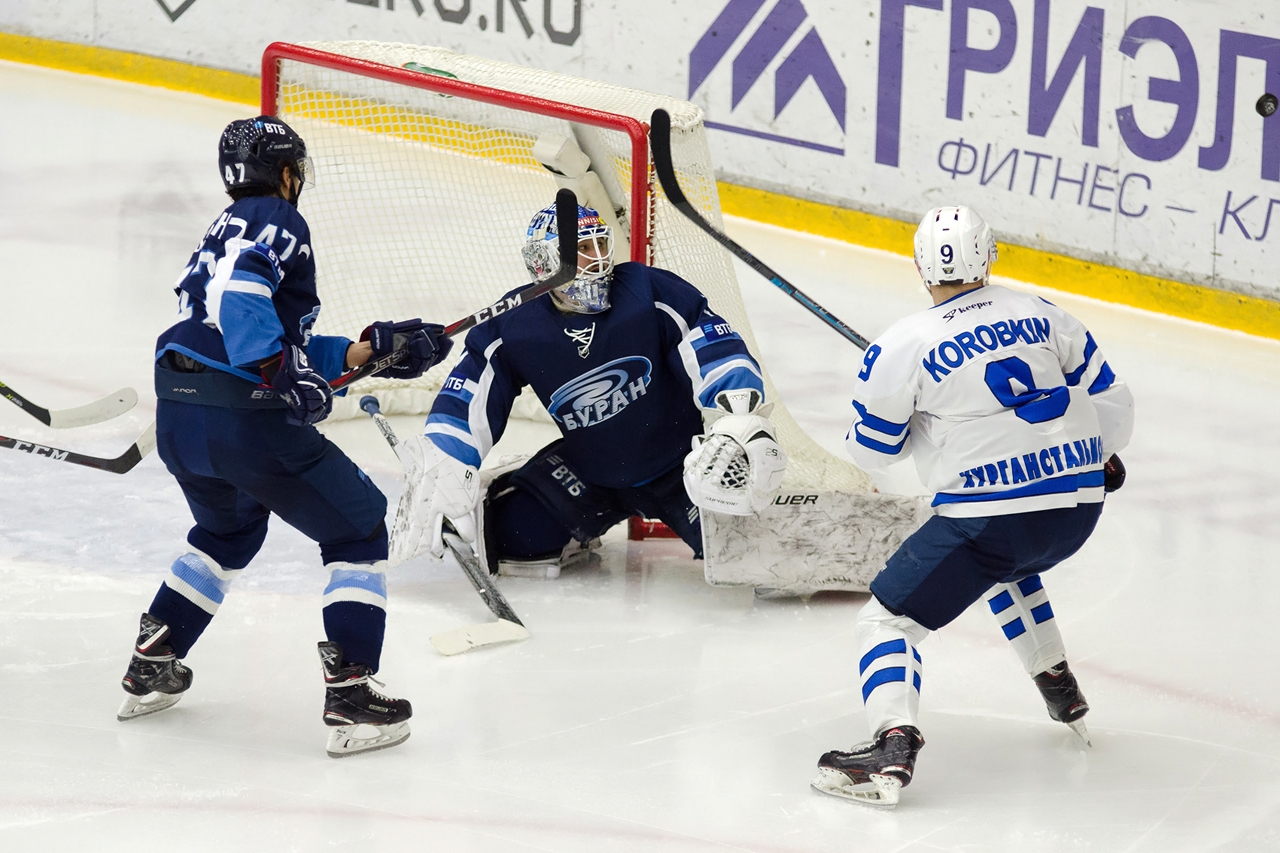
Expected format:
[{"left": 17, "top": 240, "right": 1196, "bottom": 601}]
[{"left": 772, "top": 494, "right": 819, "bottom": 505}]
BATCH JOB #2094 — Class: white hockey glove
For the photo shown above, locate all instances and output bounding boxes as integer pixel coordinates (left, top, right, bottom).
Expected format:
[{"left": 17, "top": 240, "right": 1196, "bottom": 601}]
[
  {"left": 683, "top": 390, "right": 786, "bottom": 516},
  {"left": 395, "top": 435, "right": 481, "bottom": 561}
]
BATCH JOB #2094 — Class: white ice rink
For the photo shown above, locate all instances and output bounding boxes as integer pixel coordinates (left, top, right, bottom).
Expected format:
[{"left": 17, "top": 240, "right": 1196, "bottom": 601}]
[{"left": 2, "top": 60, "right": 1280, "bottom": 852}]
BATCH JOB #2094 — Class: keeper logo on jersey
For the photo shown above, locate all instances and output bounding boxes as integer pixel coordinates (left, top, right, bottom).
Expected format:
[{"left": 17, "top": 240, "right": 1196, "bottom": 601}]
[{"left": 548, "top": 357, "right": 652, "bottom": 431}]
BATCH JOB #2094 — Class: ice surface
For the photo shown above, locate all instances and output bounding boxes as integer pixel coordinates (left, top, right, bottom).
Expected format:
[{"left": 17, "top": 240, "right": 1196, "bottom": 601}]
[{"left": 2, "top": 60, "right": 1279, "bottom": 851}]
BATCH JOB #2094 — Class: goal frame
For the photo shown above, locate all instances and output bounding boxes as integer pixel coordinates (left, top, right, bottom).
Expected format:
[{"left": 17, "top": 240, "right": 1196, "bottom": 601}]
[{"left": 260, "top": 41, "right": 653, "bottom": 265}]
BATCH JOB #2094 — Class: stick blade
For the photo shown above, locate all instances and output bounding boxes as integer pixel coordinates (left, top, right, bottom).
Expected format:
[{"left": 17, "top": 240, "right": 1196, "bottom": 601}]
[
  {"left": 430, "top": 619, "right": 529, "bottom": 656},
  {"left": 47, "top": 387, "right": 138, "bottom": 429}
]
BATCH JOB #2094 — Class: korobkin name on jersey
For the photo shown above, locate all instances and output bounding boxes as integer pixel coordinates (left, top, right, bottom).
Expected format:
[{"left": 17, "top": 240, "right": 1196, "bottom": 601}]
[{"left": 923, "top": 316, "right": 1052, "bottom": 383}]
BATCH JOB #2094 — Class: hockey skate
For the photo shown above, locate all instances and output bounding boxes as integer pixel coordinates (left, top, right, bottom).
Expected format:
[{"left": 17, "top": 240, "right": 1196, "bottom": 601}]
[
  {"left": 811, "top": 726, "right": 924, "bottom": 809},
  {"left": 318, "top": 642, "right": 412, "bottom": 758},
  {"left": 496, "top": 537, "right": 601, "bottom": 579},
  {"left": 117, "top": 613, "right": 193, "bottom": 721},
  {"left": 1034, "top": 662, "right": 1091, "bottom": 746}
]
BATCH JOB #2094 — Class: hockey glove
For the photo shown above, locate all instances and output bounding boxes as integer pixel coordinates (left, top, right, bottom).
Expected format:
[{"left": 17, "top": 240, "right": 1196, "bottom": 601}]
[
  {"left": 360, "top": 319, "right": 454, "bottom": 381},
  {"left": 271, "top": 344, "right": 333, "bottom": 427},
  {"left": 683, "top": 390, "right": 786, "bottom": 516},
  {"left": 398, "top": 435, "right": 481, "bottom": 561},
  {"left": 1103, "top": 453, "right": 1126, "bottom": 493}
]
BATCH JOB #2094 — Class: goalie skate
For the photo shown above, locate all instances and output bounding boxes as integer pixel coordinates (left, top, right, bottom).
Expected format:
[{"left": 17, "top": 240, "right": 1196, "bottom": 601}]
[
  {"left": 319, "top": 641, "right": 412, "bottom": 758},
  {"left": 810, "top": 726, "right": 924, "bottom": 809},
  {"left": 117, "top": 613, "right": 192, "bottom": 722},
  {"left": 497, "top": 537, "right": 601, "bottom": 579}
]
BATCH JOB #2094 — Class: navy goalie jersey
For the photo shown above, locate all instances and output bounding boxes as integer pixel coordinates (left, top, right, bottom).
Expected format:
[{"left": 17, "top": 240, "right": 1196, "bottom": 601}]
[
  {"left": 425, "top": 263, "right": 765, "bottom": 489},
  {"left": 155, "top": 195, "right": 350, "bottom": 384}
]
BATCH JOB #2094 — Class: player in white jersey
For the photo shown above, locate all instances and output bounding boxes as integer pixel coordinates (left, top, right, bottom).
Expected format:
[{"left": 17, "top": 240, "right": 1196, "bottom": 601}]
[{"left": 810, "top": 207, "right": 1134, "bottom": 808}]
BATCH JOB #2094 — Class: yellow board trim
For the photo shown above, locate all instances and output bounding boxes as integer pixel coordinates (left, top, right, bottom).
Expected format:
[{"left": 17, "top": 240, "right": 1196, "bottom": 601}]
[
  {"left": 718, "top": 182, "right": 1280, "bottom": 342},
  {"left": 3, "top": 33, "right": 1276, "bottom": 341},
  {"left": 0, "top": 32, "right": 258, "bottom": 105}
]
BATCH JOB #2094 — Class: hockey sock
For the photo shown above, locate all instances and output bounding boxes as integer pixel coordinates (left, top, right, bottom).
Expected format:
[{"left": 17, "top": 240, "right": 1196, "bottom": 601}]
[
  {"left": 321, "top": 561, "right": 388, "bottom": 672},
  {"left": 986, "top": 575, "right": 1067, "bottom": 676},
  {"left": 147, "top": 551, "right": 240, "bottom": 658},
  {"left": 856, "top": 597, "right": 929, "bottom": 736}
]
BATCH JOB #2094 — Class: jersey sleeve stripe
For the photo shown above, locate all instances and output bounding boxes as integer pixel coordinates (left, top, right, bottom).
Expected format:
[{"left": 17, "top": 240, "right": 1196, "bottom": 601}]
[
  {"left": 1063, "top": 333, "right": 1099, "bottom": 387},
  {"left": 425, "top": 412, "right": 471, "bottom": 435},
  {"left": 1087, "top": 362, "right": 1116, "bottom": 395},
  {"left": 425, "top": 432, "right": 483, "bottom": 469},
  {"left": 851, "top": 400, "right": 910, "bottom": 437},
  {"left": 853, "top": 427, "right": 910, "bottom": 455}
]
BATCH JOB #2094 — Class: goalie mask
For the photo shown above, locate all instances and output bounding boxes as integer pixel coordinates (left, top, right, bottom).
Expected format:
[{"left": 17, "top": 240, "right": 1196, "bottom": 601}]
[
  {"left": 522, "top": 203, "right": 615, "bottom": 314},
  {"left": 913, "top": 206, "right": 997, "bottom": 288}
]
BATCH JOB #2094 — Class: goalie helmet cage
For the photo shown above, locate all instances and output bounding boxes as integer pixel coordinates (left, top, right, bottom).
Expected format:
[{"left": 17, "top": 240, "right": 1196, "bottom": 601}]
[{"left": 261, "top": 41, "right": 878, "bottom": 508}]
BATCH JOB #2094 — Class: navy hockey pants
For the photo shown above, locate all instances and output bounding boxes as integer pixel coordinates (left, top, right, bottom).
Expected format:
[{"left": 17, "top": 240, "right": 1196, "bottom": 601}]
[
  {"left": 489, "top": 440, "right": 703, "bottom": 561},
  {"left": 870, "top": 502, "right": 1103, "bottom": 631},
  {"left": 149, "top": 400, "right": 389, "bottom": 667}
]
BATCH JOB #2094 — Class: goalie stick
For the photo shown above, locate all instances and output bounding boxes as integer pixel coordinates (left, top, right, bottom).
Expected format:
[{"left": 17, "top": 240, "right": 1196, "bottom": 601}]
[
  {"left": 0, "top": 421, "right": 156, "bottom": 474},
  {"left": 0, "top": 380, "right": 138, "bottom": 429},
  {"left": 359, "top": 395, "right": 529, "bottom": 656},
  {"left": 330, "top": 187, "right": 581, "bottom": 392},
  {"left": 648, "top": 109, "right": 870, "bottom": 350}
]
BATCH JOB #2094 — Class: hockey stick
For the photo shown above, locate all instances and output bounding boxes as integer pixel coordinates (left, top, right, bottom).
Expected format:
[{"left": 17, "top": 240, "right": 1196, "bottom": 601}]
[
  {"left": 330, "top": 187, "right": 580, "bottom": 392},
  {"left": 0, "top": 380, "right": 138, "bottom": 428},
  {"left": 0, "top": 421, "right": 156, "bottom": 474},
  {"left": 648, "top": 109, "right": 871, "bottom": 350},
  {"left": 359, "top": 395, "right": 529, "bottom": 656}
]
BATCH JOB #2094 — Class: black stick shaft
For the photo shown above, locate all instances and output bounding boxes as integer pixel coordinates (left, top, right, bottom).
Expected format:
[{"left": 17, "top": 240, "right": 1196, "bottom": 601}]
[
  {"left": 358, "top": 395, "right": 525, "bottom": 628},
  {"left": 0, "top": 422, "right": 156, "bottom": 474},
  {"left": 649, "top": 109, "right": 870, "bottom": 351}
]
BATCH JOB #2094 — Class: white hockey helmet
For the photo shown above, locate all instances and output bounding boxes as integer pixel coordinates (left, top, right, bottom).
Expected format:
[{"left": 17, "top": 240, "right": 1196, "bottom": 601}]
[{"left": 913, "top": 206, "right": 997, "bottom": 287}]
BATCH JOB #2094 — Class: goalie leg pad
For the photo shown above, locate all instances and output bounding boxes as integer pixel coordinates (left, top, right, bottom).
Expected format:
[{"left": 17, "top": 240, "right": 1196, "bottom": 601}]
[{"left": 505, "top": 441, "right": 631, "bottom": 543}]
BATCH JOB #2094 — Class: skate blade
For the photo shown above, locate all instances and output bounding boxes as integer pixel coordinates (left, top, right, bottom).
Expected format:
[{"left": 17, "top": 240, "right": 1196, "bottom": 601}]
[
  {"left": 1068, "top": 718, "right": 1092, "bottom": 748},
  {"left": 117, "top": 691, "right": 183, "bottom": 721},
  {"left": 810, "top": 768, "right": 902, "bottom": 809},
  {"left": 430, "top": 619, "right": 530, "bottom": 656},
  {"left": 326, "top": 721, "right": 411, "bottom": 758}
]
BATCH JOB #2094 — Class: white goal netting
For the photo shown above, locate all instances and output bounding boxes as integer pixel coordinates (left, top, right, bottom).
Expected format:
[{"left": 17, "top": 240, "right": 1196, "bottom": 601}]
[{"left": 271, "top": 41, "right": 871, "bottom": 492}]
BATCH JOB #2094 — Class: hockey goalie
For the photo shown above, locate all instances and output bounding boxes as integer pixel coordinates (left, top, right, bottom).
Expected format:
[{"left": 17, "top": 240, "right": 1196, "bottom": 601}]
[{"left": 392, "top": 200, "right": 787, "bottom": 574}]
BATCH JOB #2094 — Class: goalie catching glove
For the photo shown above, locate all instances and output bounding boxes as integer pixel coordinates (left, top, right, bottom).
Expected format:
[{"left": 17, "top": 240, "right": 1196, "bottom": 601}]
[
  {"left": 683, "top": 389, "right": 786, "bottom": 516},
  {"left": 394, "top": 435, "right": 481, "bottom": 560}
]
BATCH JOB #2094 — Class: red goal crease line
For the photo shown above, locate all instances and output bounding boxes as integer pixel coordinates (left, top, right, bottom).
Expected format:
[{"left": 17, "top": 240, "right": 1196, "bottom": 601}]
[{"left": 260, "top": 42, "right": 652, "bottom": 265}]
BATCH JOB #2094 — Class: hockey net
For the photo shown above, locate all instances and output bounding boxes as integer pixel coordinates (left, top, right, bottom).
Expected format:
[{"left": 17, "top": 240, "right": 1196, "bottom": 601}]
[{"left": 264, "top": 41, "right": 872, "bottom": 493}]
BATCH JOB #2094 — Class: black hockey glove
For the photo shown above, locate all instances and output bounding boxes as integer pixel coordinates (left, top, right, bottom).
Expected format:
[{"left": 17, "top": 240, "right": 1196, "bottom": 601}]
[
  {"left": 271, "top": 344, "right": 333, "bottom": 427},
  {"left": 1103, "top": 453, "right": 1126, "bottom": 492},
  {"left": 361, "top": 319, "right": 454, "bottom": 381}
]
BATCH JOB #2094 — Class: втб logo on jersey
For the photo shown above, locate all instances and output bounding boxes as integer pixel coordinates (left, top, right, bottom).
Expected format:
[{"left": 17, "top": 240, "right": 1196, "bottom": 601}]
[
  {"left": 548, "top": 357, "right": 651, "bottom": 431},
  {"left": 689, "top": 0, "right": 846, "bottom": 155},
  {"left": 564, "top": 322, "right": 596, "bottom": 358}
]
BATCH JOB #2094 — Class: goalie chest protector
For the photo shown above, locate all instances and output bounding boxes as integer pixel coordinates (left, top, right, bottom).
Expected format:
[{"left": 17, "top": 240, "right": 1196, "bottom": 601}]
[{"left": 460, "top": 263, "right": 716, "bottom": 489}]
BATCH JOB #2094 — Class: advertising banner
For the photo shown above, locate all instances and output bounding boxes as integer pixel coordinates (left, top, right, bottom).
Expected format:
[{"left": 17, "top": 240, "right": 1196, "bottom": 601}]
[{"left": 4, "top": 0, "right": 1279, "bottom": 301}]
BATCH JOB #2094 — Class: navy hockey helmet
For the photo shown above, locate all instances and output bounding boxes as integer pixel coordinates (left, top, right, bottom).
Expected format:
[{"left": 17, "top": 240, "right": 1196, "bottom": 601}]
[
  {"left": 522, "top": 203, "right": 615, "bottom": 314},
  {"left": 218, "top": 116, "right": 311, "bottom": 199}
]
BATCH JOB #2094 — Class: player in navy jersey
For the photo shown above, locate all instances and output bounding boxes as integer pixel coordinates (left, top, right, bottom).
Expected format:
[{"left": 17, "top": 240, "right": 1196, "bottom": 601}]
[
  {"left": 810, "top": 207, "right": 1135, "bottom": 807},
  {"left": 394, "top": 202, "right": 786, "bottom": 577},
  {"left": 116, "top": 117, "right": 452, "bottom": 758}
]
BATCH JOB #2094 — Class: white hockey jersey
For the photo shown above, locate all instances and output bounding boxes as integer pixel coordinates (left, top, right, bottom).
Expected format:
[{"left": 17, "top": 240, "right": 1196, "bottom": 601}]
[{"left": 847, "top": 284, "right": 1134, "bottom": 517}]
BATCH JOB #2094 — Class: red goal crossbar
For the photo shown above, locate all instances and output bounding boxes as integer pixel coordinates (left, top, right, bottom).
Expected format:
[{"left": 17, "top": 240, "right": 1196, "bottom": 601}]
[{"left": 260, "top": 42, "right": 653, "bottom": 264}]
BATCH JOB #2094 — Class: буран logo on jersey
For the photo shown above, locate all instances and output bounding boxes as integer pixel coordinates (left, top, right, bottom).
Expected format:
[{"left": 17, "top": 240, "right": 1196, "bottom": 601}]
[
  {"left": 548, "top": 357, "right": 651, "bottom": 431},
  {"left": 688, "top": 0, "right": 846, "bottom": 155}
]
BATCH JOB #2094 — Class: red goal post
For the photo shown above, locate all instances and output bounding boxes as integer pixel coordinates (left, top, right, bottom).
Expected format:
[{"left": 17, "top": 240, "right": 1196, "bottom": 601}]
[{"left": 261, "top": 41, "right": 654, "bottom": 265}]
